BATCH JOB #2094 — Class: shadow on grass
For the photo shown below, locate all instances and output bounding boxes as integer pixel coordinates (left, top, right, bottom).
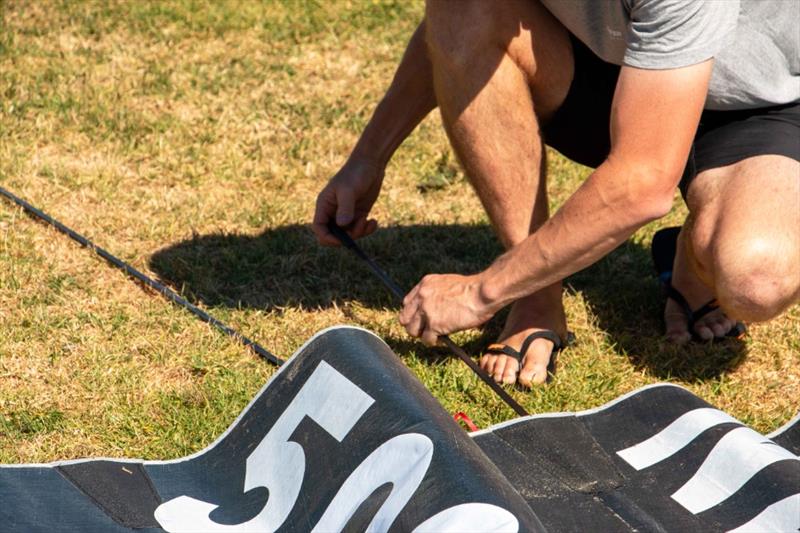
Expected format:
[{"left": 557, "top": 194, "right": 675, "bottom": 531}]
[
  {"left": 150, "top": 223, "right": 745, "bottom": 380},
  {"left": 149, "top": 223, "right": 503, "bottom": 312},
  {"left": 567, "top": 239, "right": 746, "bottom": 381}
]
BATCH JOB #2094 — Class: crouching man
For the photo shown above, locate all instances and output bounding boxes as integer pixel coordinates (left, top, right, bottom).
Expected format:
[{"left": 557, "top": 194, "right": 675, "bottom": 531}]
[{"left": 313, "top": 1, "right": 800, "bottom": 386}]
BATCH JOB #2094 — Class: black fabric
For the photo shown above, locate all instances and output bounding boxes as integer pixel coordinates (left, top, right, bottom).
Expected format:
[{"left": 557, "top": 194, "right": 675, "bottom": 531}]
[
  {"left": 697, "top": 461, "right": 800, "bottom": 532},
  {"left": 475, "top": 384, "right": 800, "bottom": 532},
  {"left": 681, "top": 101, "right": 800, "bottom": 195},
  {"left": 493, "top": 416, "right": 623, "bottom": 494},
  {"left": 541, "top": 35, "right": 619, "bottom": 169},
  {"left": 144, "top": 328, "right": 544, "bottom": 533},
  {"left": 1, "top": 328, "right": 797, "bottom": 532},
  {"left": 472, "top": 432, "right": 629, "bottom": 532},
  {"left": 773, "top": 417, "right": 800, "bottom": 456},
  {"left": 542, "top": 36, "right": 800, "bottom": 198},
  {"left": 57, "top": 461, "right": 161, "bottom": 529}
]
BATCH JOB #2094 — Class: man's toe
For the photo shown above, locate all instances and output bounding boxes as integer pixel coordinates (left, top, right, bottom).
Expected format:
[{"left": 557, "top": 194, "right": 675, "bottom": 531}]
[
  {"left": 718, "top": 315, "right": 737, "bottom": 335},
  {"left": 480, "top": 354, "right": 496, "bottom": 374},
  {"left": 501, "top": 359, "right": 519, "bottom": 384},
  {"left": 695, "top": 324, "right": 715, "bottom": 340},
  {"left": 665, "top": 321, "right": 691, "bottom": 344},
  {"left": 492, "top": 357, "right": 509, "bottom": 383},
  {"left": 709, "top": 319, "right": 728, "bottom": 338},
  {"left": 722, "top": 316, "right": 736, "bottom": 332},
  {"left": 664, "top": 304, "right": 691, "bottom": 344},
  {"left": 519, "top": 362, "right": 548, "bottom": 387},
  {"left": 518, "top": 340, "right": 553, "bottom": 387}
]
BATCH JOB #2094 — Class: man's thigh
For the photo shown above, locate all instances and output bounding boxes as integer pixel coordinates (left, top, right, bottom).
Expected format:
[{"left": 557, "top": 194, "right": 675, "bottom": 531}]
[{"left": 425, "top": 0, "right": 574, "bottom": 120}]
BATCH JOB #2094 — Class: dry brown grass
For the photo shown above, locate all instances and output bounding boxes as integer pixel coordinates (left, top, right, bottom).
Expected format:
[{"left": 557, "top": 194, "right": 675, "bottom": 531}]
[{"left": 0, "top": 0, "right": 797, "bottom": 463}]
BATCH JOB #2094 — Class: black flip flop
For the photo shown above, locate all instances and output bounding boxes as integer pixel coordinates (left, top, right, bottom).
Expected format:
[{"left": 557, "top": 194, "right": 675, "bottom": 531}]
[
  {"left": 485, "top": 330, "right": 574, "bottom": 382},
  {"left": 652, "top": 227, "right": 746, "bottom": 340}
]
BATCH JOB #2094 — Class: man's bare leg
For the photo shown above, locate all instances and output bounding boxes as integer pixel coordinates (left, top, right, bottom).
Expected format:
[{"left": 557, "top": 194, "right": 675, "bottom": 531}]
[
  {"left": 667, "top": 155, "right": 800, "bottom": 342},
  {"left": 424, "top": 0, "right": 573, "bottom": 385}
]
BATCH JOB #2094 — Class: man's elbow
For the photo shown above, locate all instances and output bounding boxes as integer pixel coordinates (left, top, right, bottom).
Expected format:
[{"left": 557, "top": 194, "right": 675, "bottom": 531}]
[{"left": 624, "top": 167, "right": 679, "bottom": 223}]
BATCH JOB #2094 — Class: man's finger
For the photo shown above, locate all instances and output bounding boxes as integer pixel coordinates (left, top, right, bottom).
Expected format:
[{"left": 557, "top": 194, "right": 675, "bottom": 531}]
[
  {"left": 421, "top": 327, "right": 438, "bottom": 347},
  {"left": 399, "top": 295, "right": 423, "bottom": 335},
  {"left": 402, "top": 284, "right": 420, "bottom": 308},
  {"left": 349, "top": 216, "right": 372, "bottom": 240},
  {"left": 399, "top": 298, "right": 414, "bottom": 325},
  {"left": 311, "top": 222, "right": 340, "bottom": 246},
  {"left": 312, "top": 192, "right": 340, "bottom": 246},
  {"left": 403, "top": 311, "right": 425, "bottom": 339},
  {"left": 335, "top": 188, "right": 355, "bottom": 226},
  {"left": 363, "top": 218, "right": 378, "bottom": 238}
]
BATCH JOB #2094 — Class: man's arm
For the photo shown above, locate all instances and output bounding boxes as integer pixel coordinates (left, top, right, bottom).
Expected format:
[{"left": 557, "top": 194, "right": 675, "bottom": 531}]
[
  {"left": 400, "top": 61, "right": 714, "bottom": 345},
  {"left": 313, "top": 22, "right": 437, "bottom": 245}
]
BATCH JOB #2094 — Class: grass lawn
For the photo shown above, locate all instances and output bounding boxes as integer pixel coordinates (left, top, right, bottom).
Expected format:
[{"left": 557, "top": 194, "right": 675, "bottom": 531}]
[{"left": 1, "top": 0, "right": 797, "bottom": 464}]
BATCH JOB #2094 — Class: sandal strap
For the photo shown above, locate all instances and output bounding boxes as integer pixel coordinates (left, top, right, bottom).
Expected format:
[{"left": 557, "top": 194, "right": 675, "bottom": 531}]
[
  {"left": 690, "top": 299, "right": 720, "bottom": 324},
  {"left": 664, "top": 283, "right": 694, "bottom": 321},
  {"left": 666, "top": 287, "right": 747, "bottom": 338},
  {"left": 689, "top": 299, "right": 748, "bottom": 339},
  {"left": 485, "top": 329, "right": 567, "bottom": 363},
  {"left": 519, "top": 330, "right": 563, "bottom": 360},
  {"left": 666, "top": 282, "right": 719, "bottom": 330},
  {"left": 485, "top": 343, "right": 523, "bottom": 361},
  {"left": 654, "top": 227, "right": 747, "bottom": 340}
]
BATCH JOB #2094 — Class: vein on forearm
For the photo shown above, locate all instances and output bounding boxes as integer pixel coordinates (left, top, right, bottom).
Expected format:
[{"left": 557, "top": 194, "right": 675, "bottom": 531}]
[{"left": 482, "top": 161, "right": 657, "bottom": 309}]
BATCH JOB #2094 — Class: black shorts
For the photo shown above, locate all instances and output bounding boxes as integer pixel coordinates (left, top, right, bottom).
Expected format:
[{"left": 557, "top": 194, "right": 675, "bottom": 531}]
[{"left": 541, "top": 36, "right": 800, "bottom": 197}]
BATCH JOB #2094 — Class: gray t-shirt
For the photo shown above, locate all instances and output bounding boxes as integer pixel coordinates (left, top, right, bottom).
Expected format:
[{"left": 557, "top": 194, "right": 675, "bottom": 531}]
[{"left": 540, "top": 0, "right": 800, "bottom": 110}]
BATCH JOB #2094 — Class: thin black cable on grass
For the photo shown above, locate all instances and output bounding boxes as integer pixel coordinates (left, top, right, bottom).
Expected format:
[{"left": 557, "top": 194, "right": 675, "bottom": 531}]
[
  {"left": 0, "top": 186, "right": 284, "bottom": 367},
  {"left": 327, "top": 222, "right": 530, "bottom": 417}
]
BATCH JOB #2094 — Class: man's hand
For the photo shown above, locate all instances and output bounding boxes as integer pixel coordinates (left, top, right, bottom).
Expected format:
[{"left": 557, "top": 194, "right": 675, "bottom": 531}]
[
  {"left": 312, "top": 157, "right": 384, "bottom": 246},
  {"left": 399, "top": 273, "right": 496, "bottom": 346},
  {"left": 311, "top": 21, "right": 435, "bottom": 246}
]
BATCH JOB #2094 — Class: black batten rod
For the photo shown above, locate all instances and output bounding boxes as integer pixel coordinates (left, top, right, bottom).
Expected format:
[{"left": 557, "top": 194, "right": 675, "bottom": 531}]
[
  {"left": 327, "top": 222, "right": 529, "bottom": 417},
  {"left": 0, "top": 186, "right": 284, "bottom": 366}
]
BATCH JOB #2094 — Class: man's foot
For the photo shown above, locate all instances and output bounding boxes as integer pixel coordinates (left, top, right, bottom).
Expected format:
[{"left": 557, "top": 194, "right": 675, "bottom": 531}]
[
  {"left": 479, "top": 286, "right": 567, "bottom": 387},
  {"left": 665, "top": 228, "right": 741, "bottom": 344}
]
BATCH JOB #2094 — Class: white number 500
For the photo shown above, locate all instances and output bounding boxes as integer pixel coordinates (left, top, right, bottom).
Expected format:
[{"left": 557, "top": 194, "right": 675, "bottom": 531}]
[{"left": 154, "top": 361, "right": 517, "bottom": 533}]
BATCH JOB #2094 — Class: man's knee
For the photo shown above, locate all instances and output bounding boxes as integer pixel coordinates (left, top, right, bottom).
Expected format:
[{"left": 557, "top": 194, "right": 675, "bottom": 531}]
[
  {"left": 712, "top": 236, "right": 800, "bottom": 322},
  {"left": 425, "top": 0, "right": 544, "bottom": 74},
  {"left": 424, "top": 1, "right": 506, "bottom": 69}
]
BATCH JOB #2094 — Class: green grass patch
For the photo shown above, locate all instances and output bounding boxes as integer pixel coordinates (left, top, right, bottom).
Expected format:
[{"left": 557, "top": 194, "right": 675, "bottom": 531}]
[{"left": 1, "top": 409, "right": 66, "bottom": 437}]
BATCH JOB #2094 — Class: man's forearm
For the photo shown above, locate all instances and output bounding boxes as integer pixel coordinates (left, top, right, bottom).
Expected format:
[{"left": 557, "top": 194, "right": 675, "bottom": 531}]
[
  {"left": 479, "top": 159, "right": 674, "bottom": 311},
  {"left": 351, "top": 22, "right": 437, "bottom": 167},
  {"left": 478, "top": 62, "right": 712, "bottom": 310}
]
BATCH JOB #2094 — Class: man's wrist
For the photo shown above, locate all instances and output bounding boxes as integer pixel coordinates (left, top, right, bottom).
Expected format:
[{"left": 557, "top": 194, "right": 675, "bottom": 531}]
[
  {"left": 474, "top": 270, "right": 508, "bottom": 317},
  {"left": 349, "top": 142, "right": 389, "bottom": 171}
]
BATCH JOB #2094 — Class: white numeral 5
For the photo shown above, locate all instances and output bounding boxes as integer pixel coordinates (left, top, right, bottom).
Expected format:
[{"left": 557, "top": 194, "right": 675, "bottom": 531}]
[{"left": 155, "top": 361, "right": 375, "bottom": 533}]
